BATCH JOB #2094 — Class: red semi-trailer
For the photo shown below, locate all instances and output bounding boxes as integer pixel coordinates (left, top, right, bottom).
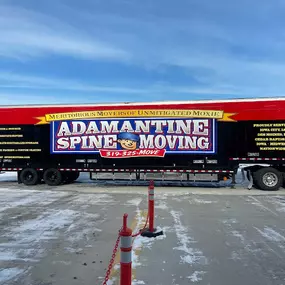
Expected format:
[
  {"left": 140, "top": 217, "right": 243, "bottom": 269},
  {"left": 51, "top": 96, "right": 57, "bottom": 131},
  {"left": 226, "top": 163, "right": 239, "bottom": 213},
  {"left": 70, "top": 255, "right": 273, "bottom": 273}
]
[{"left": 0, "top": 98, "right": 285, "bottom": 190}]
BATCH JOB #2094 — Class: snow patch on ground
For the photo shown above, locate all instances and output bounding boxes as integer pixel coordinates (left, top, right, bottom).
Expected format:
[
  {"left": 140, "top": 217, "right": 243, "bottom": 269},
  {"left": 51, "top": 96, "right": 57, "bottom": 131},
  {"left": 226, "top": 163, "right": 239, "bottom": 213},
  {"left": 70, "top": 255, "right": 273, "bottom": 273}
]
[
  {"left": 1, "top": 206, "right": 102, "bottom": 264},
  {"left": 187, "top": 271, "right": 206, "bottom": 282},
  {"left": 52, "top": 260, "right": 71, "bottom": 265},
  {"left": 246, "top": 196, "right": 278, "bottom": 217},
  {"left": 255, "top": 227, "right": 285, "bottom": 242},
  {"left": 156, "top": 200, "right": 168, "bottom": 210},
  {"left": 0, "top": 171, "right": 17, "bottom": 181},
  {"left": 10, "top": 209, "right": 80, "bottom": 243},
  {"left": 222, "top": 219, "right": 238, "bottom": 224},
  {"left": 65, "top": 247, "right": 84, "bottom": 254},
  {"left": 132, "top": 280, "right": 145, "bottom": 284},
  {"left": 133, "top": 227, "right": 166, "bottom": 258},
  {"left": 131, "top": 208, "right": 166, "bottom": 268},
  {"left": 170, "top": 210, "right": 207, "bottom": 266},
  {"left": 0, "top": 208, "right": 83, "bottom": 267},
  {"left": 191, "top": 198, "right": 217, "bottom": 204},
  {"left": 94, "top": 227, "right": 102, "bottom": 232},
  {"left": 266, "top": 196, "right": 285, "bottom": 212},
  {"left": 231, "top": 231, "right": 245, "bottom": 243},
  {"left": 223, "top": 221, "right": 261, "bottom": 260},
  {"left": 230, "top": 251, "right": 242, "bottom": 261},
  {"left": 0, "top": 189, "right": 69, "bottom": 212},
  {"left": 66, "top": 212, "right": 100, "bottom": 243},
  {"left": 69, "top": 193, "right": 115, "bottom": 207},
  {"left": 0, "top": 250, "right": 39, "bottom": 262},
  {"left": 0, "top": 189, "right": 107, "bottom": 283},
  {"left": 172, "top": 197, "right": 183, "bottom": 202},
  {"left": 125, "top": 198, "right": 142, "bottom": 206},
  {"left": 0, "top": 267, "right": 25, "bottom": 283},
  {"left": 106, "top": 278, "right": 116, "bottom": 285},
  {"left": 156, "top": 193, "right": 168, "bottom": 200},
  {"left": 222, "top": 219, "right": 246, "bottom": 244}
]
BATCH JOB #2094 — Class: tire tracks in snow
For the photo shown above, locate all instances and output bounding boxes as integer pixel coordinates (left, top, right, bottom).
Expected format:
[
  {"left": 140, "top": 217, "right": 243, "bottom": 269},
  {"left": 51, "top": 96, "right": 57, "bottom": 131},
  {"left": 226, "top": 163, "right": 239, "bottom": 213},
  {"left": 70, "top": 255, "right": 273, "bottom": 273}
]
[{"left": 170, "top": 209, "right": 207, "bottom": 285}]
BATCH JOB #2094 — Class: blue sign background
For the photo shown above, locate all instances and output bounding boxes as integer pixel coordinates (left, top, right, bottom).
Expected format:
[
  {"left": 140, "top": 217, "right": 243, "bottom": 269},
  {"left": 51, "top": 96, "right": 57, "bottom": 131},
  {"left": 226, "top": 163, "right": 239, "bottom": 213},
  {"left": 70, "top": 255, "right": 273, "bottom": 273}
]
[{"left": 51, "top": 118, "right": 216, "bottom": 154}]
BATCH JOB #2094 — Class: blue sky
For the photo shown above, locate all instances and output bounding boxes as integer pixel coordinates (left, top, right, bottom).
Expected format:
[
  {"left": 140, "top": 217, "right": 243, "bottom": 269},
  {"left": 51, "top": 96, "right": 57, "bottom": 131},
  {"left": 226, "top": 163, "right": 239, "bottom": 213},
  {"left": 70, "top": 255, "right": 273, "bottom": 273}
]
[{"left": 0, "top": 0, "right": 285, "bottom": 105}]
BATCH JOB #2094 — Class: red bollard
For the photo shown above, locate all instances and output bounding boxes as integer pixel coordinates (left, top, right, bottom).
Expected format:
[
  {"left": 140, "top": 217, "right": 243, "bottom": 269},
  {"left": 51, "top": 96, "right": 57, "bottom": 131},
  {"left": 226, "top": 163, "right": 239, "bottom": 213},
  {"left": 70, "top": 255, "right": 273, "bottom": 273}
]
[
  {"left": 120, "top": 214, "right": 132, "bottom": 285},
  {"left": 141, "top": 180, "right": 164, "bottom": 238},
  {"left": 148, "top": 181, "right": 155, "bottom": 232}
]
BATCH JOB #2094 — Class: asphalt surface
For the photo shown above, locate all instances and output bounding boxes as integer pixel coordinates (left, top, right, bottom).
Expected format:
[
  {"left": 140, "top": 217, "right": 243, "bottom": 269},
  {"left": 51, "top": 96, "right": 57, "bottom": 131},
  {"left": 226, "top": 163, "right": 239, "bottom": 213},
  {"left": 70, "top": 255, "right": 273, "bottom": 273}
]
[{"left": 1, "top": 173, "right": 285, "bottom": 284}]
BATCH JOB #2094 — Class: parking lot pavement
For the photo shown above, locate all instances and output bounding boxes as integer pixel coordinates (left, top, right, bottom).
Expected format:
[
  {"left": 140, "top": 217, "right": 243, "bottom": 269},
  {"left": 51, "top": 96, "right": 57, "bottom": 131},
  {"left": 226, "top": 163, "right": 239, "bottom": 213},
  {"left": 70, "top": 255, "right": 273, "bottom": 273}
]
[
  {"left": 2, "top": 177, "right": 285, "bottom": 284},
  {"left": 133, "top": 194, "right": 285, "bottom": 285},
  {"left": 0, "top": 187, "right": 148, "bottom": 285}
]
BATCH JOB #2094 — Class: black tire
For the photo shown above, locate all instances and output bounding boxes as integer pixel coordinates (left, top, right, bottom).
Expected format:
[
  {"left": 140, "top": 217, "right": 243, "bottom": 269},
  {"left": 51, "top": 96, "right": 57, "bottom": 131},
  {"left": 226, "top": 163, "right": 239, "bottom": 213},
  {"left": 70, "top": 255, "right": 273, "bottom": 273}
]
[
  {"left": 62, "top": 172, "right": 71, "bottom": 184},
  {"left": 43, "top": 168, "right": 62, "bottom": 186},
  {"left": 253, "top": 167, "right": 282, "bottom": 191},
  {"left": 20, "top": 168, "right": 39, "bottom": 186}
]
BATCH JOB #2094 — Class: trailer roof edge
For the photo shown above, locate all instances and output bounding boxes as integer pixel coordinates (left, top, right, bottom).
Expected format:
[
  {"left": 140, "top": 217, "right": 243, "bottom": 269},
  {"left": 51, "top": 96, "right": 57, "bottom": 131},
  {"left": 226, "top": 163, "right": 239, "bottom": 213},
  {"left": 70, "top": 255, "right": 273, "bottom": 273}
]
[{"left": 0, "top": 97, "right": 285, "bottom": 108}]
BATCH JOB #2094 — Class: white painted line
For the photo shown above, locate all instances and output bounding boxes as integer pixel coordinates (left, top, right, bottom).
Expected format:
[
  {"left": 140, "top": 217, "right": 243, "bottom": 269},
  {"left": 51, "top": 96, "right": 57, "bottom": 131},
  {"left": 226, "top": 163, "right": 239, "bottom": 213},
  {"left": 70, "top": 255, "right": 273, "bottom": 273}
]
[{"left": 249, "top": 196, "right": 279, "bottom": 217}]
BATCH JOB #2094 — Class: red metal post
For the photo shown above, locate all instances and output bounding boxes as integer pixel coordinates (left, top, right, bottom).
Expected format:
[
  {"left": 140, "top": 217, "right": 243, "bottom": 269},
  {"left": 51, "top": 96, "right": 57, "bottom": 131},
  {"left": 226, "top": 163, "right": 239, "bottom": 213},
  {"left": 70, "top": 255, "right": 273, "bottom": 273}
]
[
  {"left": 120, "top": 214, "right": 132, "bottom": 285},
  {"left": 148, "top": 181, "right": 155, "bottom": 232}
]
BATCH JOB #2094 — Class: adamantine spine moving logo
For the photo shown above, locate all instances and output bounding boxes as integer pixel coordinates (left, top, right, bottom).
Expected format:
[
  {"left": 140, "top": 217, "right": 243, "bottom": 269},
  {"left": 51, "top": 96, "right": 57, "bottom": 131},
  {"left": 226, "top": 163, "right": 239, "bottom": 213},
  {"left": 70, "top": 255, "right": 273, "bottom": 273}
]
[{"left": 51, "top": 117, "right": 216, "bottom": 158}]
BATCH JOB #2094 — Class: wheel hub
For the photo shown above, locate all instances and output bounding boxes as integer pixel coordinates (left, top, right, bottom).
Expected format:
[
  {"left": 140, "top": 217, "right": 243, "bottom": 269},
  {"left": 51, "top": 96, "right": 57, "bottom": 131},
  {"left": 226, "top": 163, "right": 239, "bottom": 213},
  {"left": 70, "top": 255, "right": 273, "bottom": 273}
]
[
  {"left": 26, "top": 173, "right": 33, "bottom": 181},
  {"left": 262, "top": 172, "right": 278, "bottom": 187},
  {"left": 49, "top": 173, "right": 57, "bottom": 181}
]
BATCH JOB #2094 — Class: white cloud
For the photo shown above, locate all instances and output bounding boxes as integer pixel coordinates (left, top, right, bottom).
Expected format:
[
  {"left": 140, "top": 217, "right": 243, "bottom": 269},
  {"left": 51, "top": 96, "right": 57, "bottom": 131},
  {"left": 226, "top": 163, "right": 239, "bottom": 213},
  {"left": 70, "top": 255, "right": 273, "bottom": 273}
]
[
  {"left": 0, "top": 93, "right": 62, "bottom": 105},
  {"left": 0, "top": 91, "right": 131, "bottom": 105},
  {"left": 0, "top": 71, "right": 275, "bottom": 102},
  {"left": 160, "top": 50, "right": 285, "bottom": 97},
  {"left": 70, "top": 7, "right": 285, "bottom": 97},
  {"left": 0, "top": 5, "right": 129, "bottom": 60},
  {"left": 1, "top": 69, "right": 284, "bottom": 100},
  {"left": 1, "top": 1, "right": 285, "bottom": 99},
  {"left": 0, "top": 72, "right": 147, "bottom": 94}
]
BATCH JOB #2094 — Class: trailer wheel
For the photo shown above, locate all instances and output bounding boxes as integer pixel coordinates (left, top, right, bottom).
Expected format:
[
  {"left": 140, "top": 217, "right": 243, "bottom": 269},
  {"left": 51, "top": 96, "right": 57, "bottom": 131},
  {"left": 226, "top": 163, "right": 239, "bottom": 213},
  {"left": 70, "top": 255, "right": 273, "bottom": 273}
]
[
  {"left": 20, "top": 168, "right": 39, "bottom": 186},
  {"left": 43, "top": 168, "right": 62, "bottom": 186},
  {"left": 62, "top": 172, "right": 71, "bottom": 184},
  {"left": 254, "top": 167, "right": 282, "bottom": 191}
]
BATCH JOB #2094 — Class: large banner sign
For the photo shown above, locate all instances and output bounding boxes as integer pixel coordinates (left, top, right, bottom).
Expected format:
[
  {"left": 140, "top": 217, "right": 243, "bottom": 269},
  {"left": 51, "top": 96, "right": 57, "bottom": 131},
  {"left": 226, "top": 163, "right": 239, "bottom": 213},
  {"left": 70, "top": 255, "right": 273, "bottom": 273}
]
[
  {"left": 38, "top": 108, "right": 234, "bottom": 124},
  {"left": 51, "top": 117, "right": 216, "bottom": 158}
]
